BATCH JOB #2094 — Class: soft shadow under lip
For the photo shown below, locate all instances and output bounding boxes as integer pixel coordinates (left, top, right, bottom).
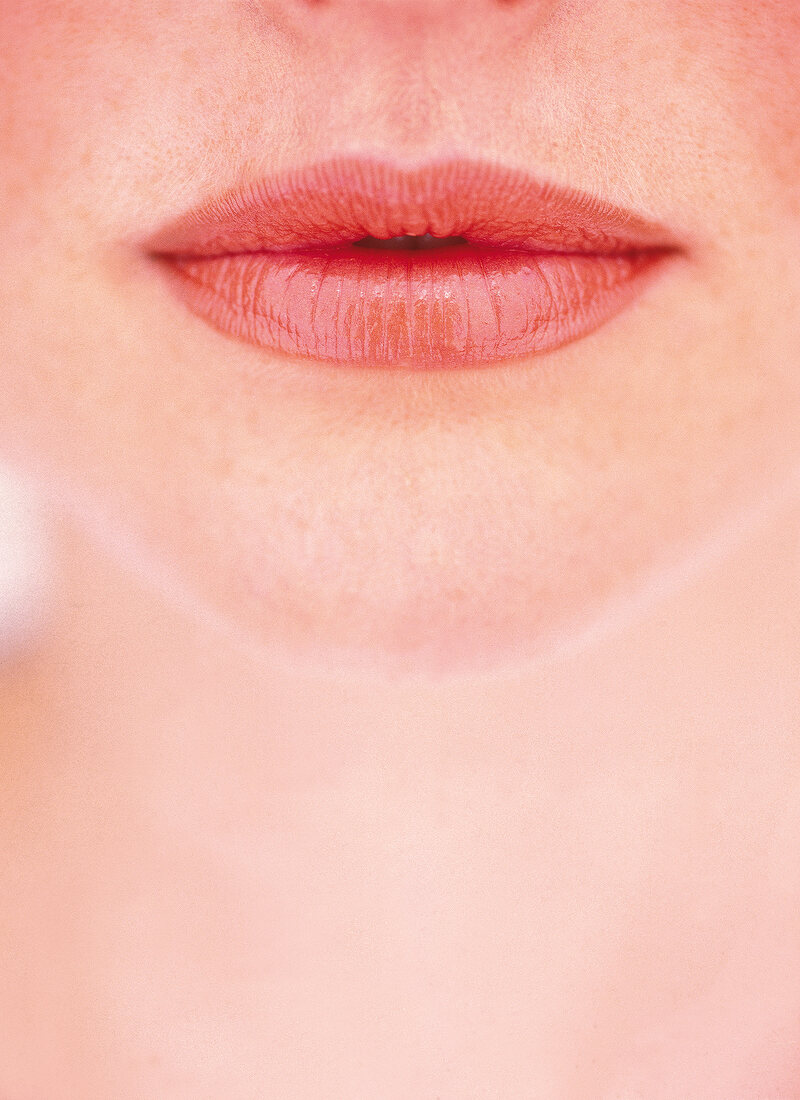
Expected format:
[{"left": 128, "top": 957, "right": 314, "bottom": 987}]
[{"left": 146, "top": 156, "right": 681, "bottom": 368}]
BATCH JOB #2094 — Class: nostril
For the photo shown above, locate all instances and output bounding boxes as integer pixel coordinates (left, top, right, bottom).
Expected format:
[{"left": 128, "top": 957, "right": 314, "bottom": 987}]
[{"left": 353, "top": 234, "right": 470, "bottom": 250}]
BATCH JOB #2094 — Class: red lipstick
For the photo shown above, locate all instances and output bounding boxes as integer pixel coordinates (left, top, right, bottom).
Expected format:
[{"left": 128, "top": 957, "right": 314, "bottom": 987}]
[{"left": 147, "top": 158, "right": 677, "bottom": 368}]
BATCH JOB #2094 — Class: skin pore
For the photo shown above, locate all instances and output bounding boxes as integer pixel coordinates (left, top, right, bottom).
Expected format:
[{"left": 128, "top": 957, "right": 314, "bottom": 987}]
[{"left": 1, "top": 1, "right": 800, "bottom": 1096}]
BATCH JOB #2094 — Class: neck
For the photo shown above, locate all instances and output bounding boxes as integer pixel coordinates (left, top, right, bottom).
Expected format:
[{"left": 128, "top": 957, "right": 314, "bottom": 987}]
[
  {"left": 20, "top": 482, "right": 800, "bottom": 769},
  {"left": 1, "top": 492, "right": 799, "bottom": 1095}
]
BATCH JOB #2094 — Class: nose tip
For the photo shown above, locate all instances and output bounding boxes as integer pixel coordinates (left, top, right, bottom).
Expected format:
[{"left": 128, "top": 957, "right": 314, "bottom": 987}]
[
  {"left": 259, "top": 0, "right": 551, "bottom": 32},
  {"left": 249, "top": 0, "right": 559, "bottom": 50},
  {"left": 299, "top": 0, "right": 530, "bottom": 9}
]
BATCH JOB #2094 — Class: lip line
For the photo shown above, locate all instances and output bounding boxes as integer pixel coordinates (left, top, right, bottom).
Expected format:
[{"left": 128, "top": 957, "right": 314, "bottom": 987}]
[
  {"left": 144, "top": 155, "right": 682, "bottom": 368},
  {"left": 144, "top": 154, "right": 681, "bottom": 259},
  {"left": 159, "top": 241, "right": 671, "bottom": 261}
]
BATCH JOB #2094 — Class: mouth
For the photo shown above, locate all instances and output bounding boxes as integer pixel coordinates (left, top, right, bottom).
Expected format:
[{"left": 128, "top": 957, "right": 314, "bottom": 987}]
[{"left": 146, "top": 157, "right": 680, "bottom": 368}]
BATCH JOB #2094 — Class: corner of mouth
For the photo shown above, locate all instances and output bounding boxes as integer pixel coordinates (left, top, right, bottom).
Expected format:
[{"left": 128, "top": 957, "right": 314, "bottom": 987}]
[{"left": 144, "top": 155, "right": 685, "bottom": 368}]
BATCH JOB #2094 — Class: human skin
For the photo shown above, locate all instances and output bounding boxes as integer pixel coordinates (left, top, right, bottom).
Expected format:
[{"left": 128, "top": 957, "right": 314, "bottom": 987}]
[
  {"left": 0, "top": 1, "right": 799, "bottom": 1097},
  {"left": 1, "top": 0, "right": 800, "bottom": 677}
]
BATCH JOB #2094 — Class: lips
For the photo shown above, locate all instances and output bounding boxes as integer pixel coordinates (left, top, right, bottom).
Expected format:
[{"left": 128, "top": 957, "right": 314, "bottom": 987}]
[{"left": 147, "top": 158, "right": 677, "bottom": 368}]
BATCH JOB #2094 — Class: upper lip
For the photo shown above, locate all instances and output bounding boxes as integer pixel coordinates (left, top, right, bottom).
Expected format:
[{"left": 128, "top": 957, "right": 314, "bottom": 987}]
[{"left": 144, "top": 155, "right": 679, "bottom": 258}]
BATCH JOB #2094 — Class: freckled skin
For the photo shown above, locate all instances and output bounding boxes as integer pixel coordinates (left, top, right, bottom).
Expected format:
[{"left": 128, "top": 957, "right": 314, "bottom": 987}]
[
  {"left": 0, "top": 3, "right": 799, "bottom": 1098},
  {"left": 1, "top": 1, "right": 799, "bottom": 677}
]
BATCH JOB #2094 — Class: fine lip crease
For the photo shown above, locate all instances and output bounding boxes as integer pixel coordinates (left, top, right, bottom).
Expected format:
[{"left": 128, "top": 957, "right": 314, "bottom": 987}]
[
  {"left": 142, "top": 155, "right": 681, "bottom": 367},
  {"left": 143, "top": 154, "right": 680, "bottom": 258}
]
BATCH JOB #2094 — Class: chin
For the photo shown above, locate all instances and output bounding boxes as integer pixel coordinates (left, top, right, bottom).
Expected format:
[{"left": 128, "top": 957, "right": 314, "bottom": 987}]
[
  {"left": 164, "top": 501, "right": 679, "bottom": 681},
  {"left": 152, "top": 449, "right": 798, "bottom": 682}
]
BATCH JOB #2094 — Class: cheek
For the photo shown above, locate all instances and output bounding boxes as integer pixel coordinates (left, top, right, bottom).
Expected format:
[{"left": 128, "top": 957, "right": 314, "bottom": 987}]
[
  {"left": 0, "top": 6, "right": 149, "bottom": 249},
  {"left": 0, "top": 2, "right": 294, "bottom": 251},
  {"left": 725, "top": 1, "right": 800, "bottom": 201}
]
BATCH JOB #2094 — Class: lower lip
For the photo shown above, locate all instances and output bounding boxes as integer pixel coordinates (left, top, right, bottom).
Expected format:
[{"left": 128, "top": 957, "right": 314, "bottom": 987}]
[{"left": 160, "top": 242, "right": 667, "bottom": 368}]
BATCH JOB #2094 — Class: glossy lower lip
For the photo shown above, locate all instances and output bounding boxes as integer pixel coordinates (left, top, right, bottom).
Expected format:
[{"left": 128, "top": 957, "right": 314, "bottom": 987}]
[{"left": 146, "top": 157, "right": 678, "bottom": 368}]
